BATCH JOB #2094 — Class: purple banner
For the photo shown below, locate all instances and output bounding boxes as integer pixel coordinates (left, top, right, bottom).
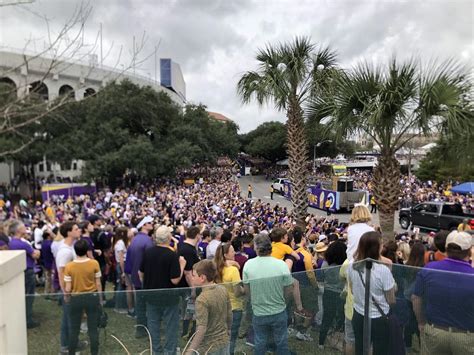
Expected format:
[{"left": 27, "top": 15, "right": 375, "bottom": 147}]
[
  {"left": 284, "top": 181, "right": 339, "bottom": 212},
  {"left": 41, "top": 183, "right": 96, "bottom": 201}
]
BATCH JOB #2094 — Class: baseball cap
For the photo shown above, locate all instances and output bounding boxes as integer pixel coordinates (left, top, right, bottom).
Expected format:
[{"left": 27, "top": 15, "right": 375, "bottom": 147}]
[
  {"left": 87, "top": 214, "right": 102, "bottom": 225},
  {"left": 137, "top": 216, "right": 154, "bottom": 230},
  {"left": 445, "top": 231, "right": 472, "bottom": 251},
  {"left": 315, "top": 242, "right": 328, "bottom": 253}
]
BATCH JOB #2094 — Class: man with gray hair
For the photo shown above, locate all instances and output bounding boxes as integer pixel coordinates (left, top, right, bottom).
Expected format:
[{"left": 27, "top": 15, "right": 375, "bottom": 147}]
[
  {"left": 206, "top": 226, "right": 223, "bottom": 260},
  {"left": 139, "top": 225, "right": 187, "bottom": 354},
  {"left": 243, "top": 234, "right": 293, "bottom": 354},
  {"left": 8, "top": 219, "right": 41, "bottom": 328}
]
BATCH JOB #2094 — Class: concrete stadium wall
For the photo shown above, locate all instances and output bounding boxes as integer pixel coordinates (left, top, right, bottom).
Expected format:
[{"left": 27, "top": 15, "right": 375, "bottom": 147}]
[{"left": 0, "top": 251, "right": 27, "bottom": 355}]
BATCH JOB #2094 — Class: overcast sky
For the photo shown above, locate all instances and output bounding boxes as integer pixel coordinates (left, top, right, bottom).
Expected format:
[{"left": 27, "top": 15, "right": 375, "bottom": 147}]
[{"left": 1, "top": 0, "right": 472, "bottom": 132}]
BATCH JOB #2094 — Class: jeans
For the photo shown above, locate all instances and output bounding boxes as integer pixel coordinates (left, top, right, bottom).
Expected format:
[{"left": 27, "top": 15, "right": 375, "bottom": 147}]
[
  {"left": 25, "top": 268, "right": 36, "bottom": 324},
  {"left": 115, "top": 264, "right": 127, "bottom": 310},
  {"left": 68, "top": 293, "right": 100, "bottom": 355},
  {"left": 230, "top": 310, "right": 243, "bottom": 354},
  {"left": 352, "top": 310, "right": 389, "bottom": 355},
  {"left": 146, "top": 302, "right": 180, "bottom": 354},
  {"left": 60, "top": 298, "right": 71, "bottom": 348},
  {"left": 319, "top": 289, "right": 344, "bottom": 345},
  {"left": 253, "top": 310, "right": 289, "bottom": 355},
  {"left": 44, "top": 268, "right": 53, "bottom": 294},
  {"left": 135, "top": 288, "right": 147, "bottom": 331}
]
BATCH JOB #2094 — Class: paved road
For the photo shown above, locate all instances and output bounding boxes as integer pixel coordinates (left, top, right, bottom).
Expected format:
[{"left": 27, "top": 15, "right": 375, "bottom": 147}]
[{"left": 237, "top": 175, "right": 403, "bottom": 233}]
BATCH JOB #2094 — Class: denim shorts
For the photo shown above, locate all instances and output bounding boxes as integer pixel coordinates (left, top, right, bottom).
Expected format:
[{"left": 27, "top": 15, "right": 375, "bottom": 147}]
[{"left": 345, "top": 316, "right": 355, "bottom": 344}]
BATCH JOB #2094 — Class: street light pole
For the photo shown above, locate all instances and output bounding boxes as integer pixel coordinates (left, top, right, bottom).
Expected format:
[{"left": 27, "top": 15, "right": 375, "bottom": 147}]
[
  {"left": 313, "top": 144, "right": 316, "bottom": 173},
  {"left": 313, "top": 139, "right": 333, "bottom": 174}
]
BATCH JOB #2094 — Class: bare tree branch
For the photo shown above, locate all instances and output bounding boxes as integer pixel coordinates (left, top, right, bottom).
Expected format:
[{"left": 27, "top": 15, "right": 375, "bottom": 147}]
[{"left": 0, "top": 136, "right": 36, "bottom": 157}]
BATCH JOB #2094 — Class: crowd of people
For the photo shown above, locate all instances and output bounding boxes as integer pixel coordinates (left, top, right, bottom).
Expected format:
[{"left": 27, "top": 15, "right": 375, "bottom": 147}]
[
  {"left": 0, "top": 166, "right": 473, "bottom": 355},
  {"left": 265, "top": 166, "right": 474, "bottom": 212}
]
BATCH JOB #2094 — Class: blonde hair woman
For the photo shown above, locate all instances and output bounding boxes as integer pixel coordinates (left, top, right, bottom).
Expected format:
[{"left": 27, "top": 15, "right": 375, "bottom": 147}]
[
  {"left": 346, "top": 205, "right": 374, "bottom": 261},
  {"left": 396, "top": 241, "right": 411, "bottom": 264}
]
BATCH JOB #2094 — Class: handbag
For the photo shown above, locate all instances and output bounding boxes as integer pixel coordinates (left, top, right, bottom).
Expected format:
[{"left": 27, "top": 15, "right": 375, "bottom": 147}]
[
  {"left": 357, "top": 269, "right": 405, "bottom": 355},
  {"left": 97, "top": 306, "right": 108, "bottom": 329}
]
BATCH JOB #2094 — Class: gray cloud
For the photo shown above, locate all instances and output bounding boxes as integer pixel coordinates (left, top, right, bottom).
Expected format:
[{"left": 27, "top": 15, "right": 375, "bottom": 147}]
[{"left": 1, "top": 0, "right": 472, "bottom": 132}]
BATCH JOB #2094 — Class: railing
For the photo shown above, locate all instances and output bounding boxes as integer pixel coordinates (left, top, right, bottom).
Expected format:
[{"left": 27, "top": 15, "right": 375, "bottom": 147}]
[{"left": 24, "top": 260, "right": 474, "bottom": 354}]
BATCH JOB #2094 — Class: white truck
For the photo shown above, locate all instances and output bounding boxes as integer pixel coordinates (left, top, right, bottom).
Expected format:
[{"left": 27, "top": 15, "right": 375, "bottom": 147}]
[{"left": 272, "top": 178, "right": 289, "bottom": 194}]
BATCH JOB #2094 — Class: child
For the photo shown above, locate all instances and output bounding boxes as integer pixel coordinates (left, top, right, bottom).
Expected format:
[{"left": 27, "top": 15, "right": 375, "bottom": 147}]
[
  {"left": 186, "top": 260, "right": 232, "bottom": 355},
  {"left": 270, "top": 227, "right": 300, "bottom": 261},
  {"left": 270, "top": 228, "right": 311, "bottom": 322}
]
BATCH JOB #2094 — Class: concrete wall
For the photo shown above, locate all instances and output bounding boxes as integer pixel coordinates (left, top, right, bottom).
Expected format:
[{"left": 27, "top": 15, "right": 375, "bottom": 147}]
[
  {"left": 0, "top": 50, "right": 185, "bottom": 105},
  {"left": 0, "top": 162, "right": 16, "bottom": 186},
  {"left": 0, "top": 251, "right": 27, "bottom": 355}
]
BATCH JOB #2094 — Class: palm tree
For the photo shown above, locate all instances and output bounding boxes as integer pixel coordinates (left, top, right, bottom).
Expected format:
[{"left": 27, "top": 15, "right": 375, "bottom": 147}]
[
  {"left": 309, "top": 58, "right": 472, "bottom": 239},
  {"left": 237, "top": 37, "right": 338, "bottom": 226}
]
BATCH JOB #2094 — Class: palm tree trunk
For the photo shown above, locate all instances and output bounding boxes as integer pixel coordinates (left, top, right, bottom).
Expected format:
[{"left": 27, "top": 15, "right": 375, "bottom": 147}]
[
  {"left": 287, "top": 99, "right": 309, "bottom": 227},
  {"left": 373, "top": 153, "right": 400, "bottom": 241}
]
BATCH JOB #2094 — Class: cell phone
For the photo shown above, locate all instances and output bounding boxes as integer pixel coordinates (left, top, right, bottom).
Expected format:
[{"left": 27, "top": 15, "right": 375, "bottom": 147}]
[{"left": 413, "top": 227, "right": 420, "bottom": 234}]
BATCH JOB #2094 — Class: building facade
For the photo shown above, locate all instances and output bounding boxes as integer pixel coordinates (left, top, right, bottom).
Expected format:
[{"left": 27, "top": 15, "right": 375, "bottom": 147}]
[{"left": 0, "top": 49, "right": 186, "bottom": 184}]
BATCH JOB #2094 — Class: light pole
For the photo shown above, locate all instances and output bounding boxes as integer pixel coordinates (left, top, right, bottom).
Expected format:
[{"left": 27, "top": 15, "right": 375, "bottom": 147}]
[{"left": 313, "top": 140, "right": 333, "bottom": 173}]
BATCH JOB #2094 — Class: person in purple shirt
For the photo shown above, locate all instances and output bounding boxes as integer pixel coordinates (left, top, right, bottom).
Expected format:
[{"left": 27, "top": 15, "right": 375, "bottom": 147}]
[
  {"left": 412, "top": 231, "right": 474, "bottom": 354},
  {"left": 198, "top": 229, "right": 211, "bottom": 259},
  {"left": 8, "top": 220, "right": 41, "bottom": 328},
  {"left": 242, "top": 234, "right": 257, "bottom": 259},
  {"left": 41, "top": 230, "right": 55, "bottom": 295},
  {"left": 78, "top": 220, "right": 96, "bottom": 259},
  {"left": 127, "top": 216, "right": 154, "bottom": 338}
]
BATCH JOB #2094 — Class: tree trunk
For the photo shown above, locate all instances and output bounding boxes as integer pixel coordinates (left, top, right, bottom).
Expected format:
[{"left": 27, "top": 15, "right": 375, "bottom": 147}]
[
  {"left": 286, "top": 100, "right": 309, "bottom": 227},
  {"left": 373, "top": 153, "right": 400, "bottom": 241}
]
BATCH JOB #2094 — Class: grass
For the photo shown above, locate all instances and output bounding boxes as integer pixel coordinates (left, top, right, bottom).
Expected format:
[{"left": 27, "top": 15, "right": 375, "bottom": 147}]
[{"left": 26, "top": 293, "right": 343, "bottom": 354}]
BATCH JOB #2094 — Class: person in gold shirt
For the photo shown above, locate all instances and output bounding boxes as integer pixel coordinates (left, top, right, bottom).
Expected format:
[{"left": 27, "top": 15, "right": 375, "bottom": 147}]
[
  {"left": 458, "top": 218, "right": 472, "bottom": 232},
  {"left": 270, "top": 227, "right": 301, "bottom": 261},
  {"left": 64, "top": 239, "right": 103, "bottom": 355},
  {"left": 325, "top": 198, "right": 332, "bottom": 216}
]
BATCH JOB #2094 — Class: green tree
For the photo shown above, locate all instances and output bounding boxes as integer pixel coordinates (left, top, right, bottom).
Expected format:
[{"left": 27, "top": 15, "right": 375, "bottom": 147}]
[
  {"left": 417, "top": 133, "right": 474, "bottom": 182},
  {"left": 310, "top": 59, "right": 473, "bottom": 239},
  {"left": 241, "top": 121, "right": 287, "bottom": 162},
  {"left": 237, "top": 37, "right": 338, "bottom": 225},
  {"left": 48, "top": 80, "right": 240, "bottom": 184}
]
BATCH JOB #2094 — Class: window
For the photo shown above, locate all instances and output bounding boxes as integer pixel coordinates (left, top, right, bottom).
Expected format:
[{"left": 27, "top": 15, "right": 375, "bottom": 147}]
[
  {"left": 442, "top": 204, "right": 463, "bottom": 216},
  {"left": 414, "top": 204, "right": 438, "bottom": 213},
  {"left": 425, "top": 204, "right": 439, "bottom": 213},
  {"left": 38, "top": 163, "right": 44, "bottom": 172},
  {"left": 46, "top": 162, "right": 51, "bottom": 171},
  {"left": 72, "top": 162, "right": 78, "bottom": 171}
]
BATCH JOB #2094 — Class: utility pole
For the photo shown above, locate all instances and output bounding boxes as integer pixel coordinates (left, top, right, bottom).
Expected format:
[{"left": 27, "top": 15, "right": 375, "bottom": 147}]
[
  {"left": 154, "top": 45, "right": 157, "bottom": 83},
  {"left": 132, "top": 36, "right": 135, "bottom": 75},
  {"left": 100, "top": 23, "right": 103, "bottom": 67}
]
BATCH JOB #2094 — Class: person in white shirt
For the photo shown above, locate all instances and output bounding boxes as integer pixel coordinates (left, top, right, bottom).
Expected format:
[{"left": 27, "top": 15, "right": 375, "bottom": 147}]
[
  {"left": 347, "top": 231, "right": 396, "bottom": 355},
  {"left": 113, "top": 226, "right": 130, "bottom": 313},
  {"left": 346, "top": 205, "right": 375, "bottom": 262},
  {"left": 206, "top": 226, "right": 223, "bottom": 260},
  {"left": 34, "top": 220, "right": 47, "bottom": 249},
  {"left": 55, "top": 221, "right": 81, "bottom": 354}
]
